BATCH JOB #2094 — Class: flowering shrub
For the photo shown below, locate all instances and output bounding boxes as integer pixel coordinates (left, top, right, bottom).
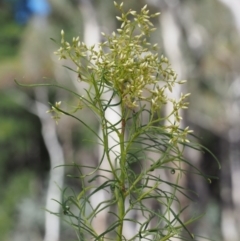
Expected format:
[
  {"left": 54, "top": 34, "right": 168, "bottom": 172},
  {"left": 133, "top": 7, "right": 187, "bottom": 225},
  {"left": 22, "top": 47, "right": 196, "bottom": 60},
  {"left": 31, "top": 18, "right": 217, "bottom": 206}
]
[{"left": 16, "top": 2, "right": 218, "bottom": 241}]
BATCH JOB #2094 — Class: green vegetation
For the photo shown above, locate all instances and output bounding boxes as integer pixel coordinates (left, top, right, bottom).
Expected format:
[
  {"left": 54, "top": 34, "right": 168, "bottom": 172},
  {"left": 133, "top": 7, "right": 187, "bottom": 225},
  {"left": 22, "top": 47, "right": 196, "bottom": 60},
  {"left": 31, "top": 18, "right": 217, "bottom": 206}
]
[{"left": 0, "top": 4, "right": 23, "bottom": 60}]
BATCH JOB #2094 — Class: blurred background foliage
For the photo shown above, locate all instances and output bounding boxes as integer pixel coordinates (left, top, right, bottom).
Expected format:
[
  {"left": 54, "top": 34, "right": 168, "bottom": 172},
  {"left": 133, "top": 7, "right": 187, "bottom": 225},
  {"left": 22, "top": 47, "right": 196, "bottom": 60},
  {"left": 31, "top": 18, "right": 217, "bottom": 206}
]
[{"left": 0, "top": 0, "right": 239, "bottom": 241}]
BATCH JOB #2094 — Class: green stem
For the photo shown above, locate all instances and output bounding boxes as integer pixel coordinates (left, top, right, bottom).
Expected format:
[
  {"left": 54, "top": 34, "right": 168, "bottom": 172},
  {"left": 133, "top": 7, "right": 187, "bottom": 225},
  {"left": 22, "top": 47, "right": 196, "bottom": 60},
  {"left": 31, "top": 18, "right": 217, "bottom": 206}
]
[
  {"left": 91, "top": 76, "right": 120, "bottom": 182},
  {"left": 116, "top": 188, "right": 125, "bottom": 241},
  {"left": 116, "top": 103, "right": 127, "bottom": 241}
]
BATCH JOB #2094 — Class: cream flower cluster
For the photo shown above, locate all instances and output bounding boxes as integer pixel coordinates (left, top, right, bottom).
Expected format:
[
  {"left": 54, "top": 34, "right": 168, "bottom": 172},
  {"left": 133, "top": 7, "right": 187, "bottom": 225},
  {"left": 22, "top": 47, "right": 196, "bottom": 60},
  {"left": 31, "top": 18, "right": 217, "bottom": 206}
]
[{"left": 53, "top": 2, "right": 192, "bottom": 143}]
